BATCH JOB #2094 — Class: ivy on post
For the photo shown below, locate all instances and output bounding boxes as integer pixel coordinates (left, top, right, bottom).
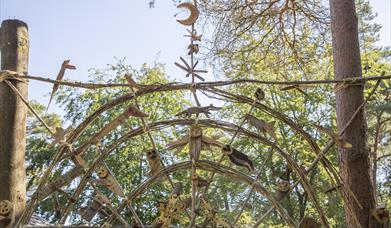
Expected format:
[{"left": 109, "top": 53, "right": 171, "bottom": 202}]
[{"left": 0, "top": 19, "right": 29, "bottom": 228}]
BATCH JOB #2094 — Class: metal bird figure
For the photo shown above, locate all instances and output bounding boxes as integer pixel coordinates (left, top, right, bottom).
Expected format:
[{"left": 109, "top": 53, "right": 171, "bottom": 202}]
[
  {"left": 124, "top": 73, "right": 140, "bottom": 91},
  {"left": 188, "top": 43, "right": 199, "bottom": 55},
  {"left": 222, "top": 145, "right": 255, "bottom": 173},
  {"left": 47, "top": 60, "right": 76, "bottom": 112},
  {"left": 255, "top": 88, "right": 265, "bottom": 101},
  {"left": 363, "top": 63, "right": 371, "bottom": 73}
]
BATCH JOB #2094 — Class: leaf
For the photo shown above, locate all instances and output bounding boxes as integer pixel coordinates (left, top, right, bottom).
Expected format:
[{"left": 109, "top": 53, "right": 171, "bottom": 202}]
[
  {"left": 202, "top": 136, "right": 224, "bottom": 148},
  {"left": 47, "top": 60, "right": 76, "bottom": 111},
  {"left": 127, "top": 105, "right": 149, "bottom": 118},
  {"left": 166, "top": 135, "right": 189, "bottom": 150},
  {"left": 313, "top": 124, "right": 352, "bottom": 149},
  {"left": 245, "top": 114, "right": 277, "bottom": 140}
]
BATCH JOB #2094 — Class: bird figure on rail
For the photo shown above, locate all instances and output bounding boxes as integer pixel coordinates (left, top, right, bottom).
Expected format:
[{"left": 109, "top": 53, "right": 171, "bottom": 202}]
[
  {"left": 46, "top": 60, "right": 76, "bottom": 112},
  {"left": 255, "top": 87, "right": 265, "bottom": 101},
  {"left": 222, "top": 144, "right": 255, "bottom": 173},
  {"left": 124, "top": 73, "right": 140, "bottom": 91}
]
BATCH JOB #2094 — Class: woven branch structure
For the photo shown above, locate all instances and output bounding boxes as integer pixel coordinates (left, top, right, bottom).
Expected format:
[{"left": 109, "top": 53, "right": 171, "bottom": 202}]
[{"left": 0, "top": 2, "right": 389, "bottom": 228}]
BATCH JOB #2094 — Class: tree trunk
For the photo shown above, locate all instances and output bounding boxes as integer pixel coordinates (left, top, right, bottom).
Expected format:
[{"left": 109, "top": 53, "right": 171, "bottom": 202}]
[
  {"left": 329, "top": 1, "right": 379, "bottom": 227},
  {"left": 0, "top": 19, "right": 29, "bottom": 228}
]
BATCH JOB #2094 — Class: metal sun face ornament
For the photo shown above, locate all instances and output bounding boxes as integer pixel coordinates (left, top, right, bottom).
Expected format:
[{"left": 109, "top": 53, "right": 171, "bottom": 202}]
[{"left": 176, "top": 2, "right": 199, "bottom": 26}]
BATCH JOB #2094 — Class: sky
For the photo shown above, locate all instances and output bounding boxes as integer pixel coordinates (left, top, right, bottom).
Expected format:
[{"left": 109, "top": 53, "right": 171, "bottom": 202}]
[{"left": 0, "top": 0, "right": 390, "bottom": 114}]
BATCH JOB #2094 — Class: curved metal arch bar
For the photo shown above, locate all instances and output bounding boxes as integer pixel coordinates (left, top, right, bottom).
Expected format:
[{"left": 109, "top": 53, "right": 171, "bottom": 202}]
[
  {"left": 204, "top": 87, "right": 356, "bottom": 224},
  {"left": 17, "top": 61, "right": 383, "bottom": 225},
  {"left": 23, "top": 84, "right": 334, "bottom": 225},
  {"left": 57, "top": 118, "right": 328, "bottom": 226},
  {"left": 18, "top": 86, "right": 180, "bottom": 225},
  {"left": 104, "top": 160, "right": 296, "bottom": 227}
]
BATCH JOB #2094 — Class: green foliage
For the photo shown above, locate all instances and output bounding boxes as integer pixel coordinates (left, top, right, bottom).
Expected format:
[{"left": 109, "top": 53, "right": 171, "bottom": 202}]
[{"left": 25, "top": 0, "right": 391, "bottom": 226}]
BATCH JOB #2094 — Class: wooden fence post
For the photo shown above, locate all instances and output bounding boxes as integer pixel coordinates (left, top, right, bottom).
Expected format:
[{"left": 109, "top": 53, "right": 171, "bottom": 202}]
[{"left": 0, "top": 19, "right": 29, "bottom": 227}]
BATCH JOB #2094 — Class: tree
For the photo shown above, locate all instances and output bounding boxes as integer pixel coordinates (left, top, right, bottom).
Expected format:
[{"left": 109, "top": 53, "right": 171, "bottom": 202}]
[
  {"left": 329, "top": 0, "right": 384, "bottom": 226},
  {"left": 26, "top": 61, "right": 191, "bottom": 224},
  {"left": 23, "top": 1, "right": 391, "bottom": 226},
  {"left": 193, "top": 0, "right": 390, "bottom": 226}
]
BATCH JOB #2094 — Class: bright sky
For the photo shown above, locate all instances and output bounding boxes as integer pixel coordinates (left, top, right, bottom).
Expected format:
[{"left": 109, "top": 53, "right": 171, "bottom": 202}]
[{"left": 1, "top": 0, "right": 390, "bottom": 113}]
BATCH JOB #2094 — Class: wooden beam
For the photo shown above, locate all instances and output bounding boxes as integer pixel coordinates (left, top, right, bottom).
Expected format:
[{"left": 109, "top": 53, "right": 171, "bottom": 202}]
[{"left": 0, "top": 19, "right": 29, "bottom": 228}]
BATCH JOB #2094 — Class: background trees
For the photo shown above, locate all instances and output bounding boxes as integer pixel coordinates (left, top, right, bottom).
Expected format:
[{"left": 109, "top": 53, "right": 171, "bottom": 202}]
[{"left": 24, "top": 0, "right": 390, "bottom": 226}]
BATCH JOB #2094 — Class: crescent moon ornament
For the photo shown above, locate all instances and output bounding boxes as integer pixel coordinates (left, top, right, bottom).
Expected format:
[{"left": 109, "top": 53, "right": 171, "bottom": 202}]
[{"left": 176, "top": 2, "right": 199, "bottom": 26}]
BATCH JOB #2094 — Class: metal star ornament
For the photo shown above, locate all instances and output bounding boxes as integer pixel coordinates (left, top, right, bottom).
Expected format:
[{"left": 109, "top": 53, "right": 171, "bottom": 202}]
[{"left": 174, "top": 57, "right": 207, "bottom": 81}]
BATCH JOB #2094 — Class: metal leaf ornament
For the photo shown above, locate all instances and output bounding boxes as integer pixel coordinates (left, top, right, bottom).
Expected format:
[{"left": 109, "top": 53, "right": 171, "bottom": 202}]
[
  {"left": 201, "top": 135, "right": 224, "bottom": 150},
  {"left": 313, "top": 124, "right": 352, "bottom": 149},
  {"left": 166, "top": 135, "right": 189, "bottom": 152},
  {"left": 200, "top": 198, "right": 233, "bottom": 228},
  {"left": 244, "top": 114, "right": 277, "bottom": 141},
  {"left": 47, "top": 60, "right": 76, "bottom": 112},
  {"left": 74, "top": 105, "right": 148, "bottom": 155},
  {"left": 222, "top": 145, "right": 255, "bottom": 173},
  {"left": 280, "top": 84, "right": 315, "bottom": 97},
  {"left": 79, "top": 194, "right": 109, "bottom": 222},
  {"left": 153, "top": 183, "right": 184, "bottom": 227},
  {"left": 126, "top": 104, "right": 149, "bottom": 118},
  {"left": 187, "top": 43, "right": 199, "bottom": 55}
]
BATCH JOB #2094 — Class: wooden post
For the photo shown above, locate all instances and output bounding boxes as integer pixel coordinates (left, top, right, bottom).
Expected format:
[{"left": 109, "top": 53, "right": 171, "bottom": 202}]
[{"left": 0, "top": 19, "right": 29, "bottom": 227}]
